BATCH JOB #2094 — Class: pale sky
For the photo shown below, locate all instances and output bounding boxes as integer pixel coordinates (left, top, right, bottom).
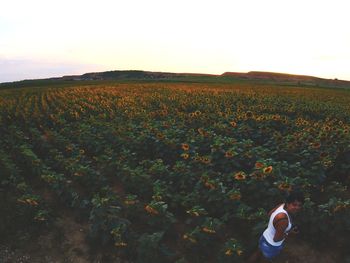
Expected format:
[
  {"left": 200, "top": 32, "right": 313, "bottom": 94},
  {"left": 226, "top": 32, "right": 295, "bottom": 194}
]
[{"left": 1, "top": 0, "right": 350, "bottom": 83}]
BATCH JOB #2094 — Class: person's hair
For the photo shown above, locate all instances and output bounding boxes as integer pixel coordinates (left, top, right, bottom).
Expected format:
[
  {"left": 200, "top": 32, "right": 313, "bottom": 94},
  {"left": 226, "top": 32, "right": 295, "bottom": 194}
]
[{"left": 285, "top": 190, "right": 304, "bottom": 204}]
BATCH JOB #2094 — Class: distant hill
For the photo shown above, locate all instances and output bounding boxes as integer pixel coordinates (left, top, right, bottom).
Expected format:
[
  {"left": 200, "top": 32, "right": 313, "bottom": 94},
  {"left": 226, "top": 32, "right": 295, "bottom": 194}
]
[
  {"left": 221, "top": 71, "right": 349, "bottom": 88},
  {"left": 1, "top": 70, "right": 350, "bottom": 89},
  {"left": 222, "top": 71, "right": 321, "bottom": 80},
  {"left": 59, "top": 70, "right": 350, "bottom": 88},
  {"left": 61, "top": 70, "right": 217, "bottom": 81}
]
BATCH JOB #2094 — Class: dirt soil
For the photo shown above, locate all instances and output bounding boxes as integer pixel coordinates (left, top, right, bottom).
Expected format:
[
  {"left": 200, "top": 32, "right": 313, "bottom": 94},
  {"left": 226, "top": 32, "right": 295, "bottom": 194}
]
[
  {"left": 274, "top": 237, "right": 340, "bottom": 263},
  {"left": 0, "top": 213, "right": 343, "bottom": 263},
  {"left": 0, "top": 208, "right": 91, "bottom": 263}
]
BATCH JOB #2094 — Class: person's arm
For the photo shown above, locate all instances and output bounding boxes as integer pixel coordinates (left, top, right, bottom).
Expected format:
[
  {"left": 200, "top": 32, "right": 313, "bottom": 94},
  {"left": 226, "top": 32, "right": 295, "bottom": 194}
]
[{"left": 273, "top": 213, "right": 289, "bottom": 242}]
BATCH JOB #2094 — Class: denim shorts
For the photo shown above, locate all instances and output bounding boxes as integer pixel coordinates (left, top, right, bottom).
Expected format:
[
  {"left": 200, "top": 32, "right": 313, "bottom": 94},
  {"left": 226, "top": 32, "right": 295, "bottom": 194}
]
[{"left": 259, "top": 235, "right": 283, "bottom": 259}]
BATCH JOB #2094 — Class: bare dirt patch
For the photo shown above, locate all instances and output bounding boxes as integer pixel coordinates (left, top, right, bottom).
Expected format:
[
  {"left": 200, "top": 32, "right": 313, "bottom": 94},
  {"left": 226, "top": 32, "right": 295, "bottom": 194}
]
[
  {"left": 0, "top": 207, "right": 91, "bottom": 263},
  {"left": 274, "top": 237, "right": 340, "bottom": 263},
  {"left": 55, "top": 210, "right": 91, "bottom": 263}
]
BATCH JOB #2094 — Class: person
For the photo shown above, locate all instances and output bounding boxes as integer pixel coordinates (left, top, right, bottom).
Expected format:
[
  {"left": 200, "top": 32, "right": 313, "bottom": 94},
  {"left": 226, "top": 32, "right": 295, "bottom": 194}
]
[{"left": 248, "top": 190, "right": 304, "bottom": 262}]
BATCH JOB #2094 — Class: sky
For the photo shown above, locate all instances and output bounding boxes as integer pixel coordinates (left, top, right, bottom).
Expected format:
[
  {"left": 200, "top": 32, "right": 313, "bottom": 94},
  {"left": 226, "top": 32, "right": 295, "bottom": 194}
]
[{"left": 1, "top": 0, "right": 350, "bottom": 83}]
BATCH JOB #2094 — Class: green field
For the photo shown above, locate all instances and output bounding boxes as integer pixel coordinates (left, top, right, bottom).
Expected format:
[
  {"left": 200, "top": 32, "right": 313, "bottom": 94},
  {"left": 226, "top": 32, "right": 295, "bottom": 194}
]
[{"left": 1, "top": 81, "right": 349, "bottom": 262}]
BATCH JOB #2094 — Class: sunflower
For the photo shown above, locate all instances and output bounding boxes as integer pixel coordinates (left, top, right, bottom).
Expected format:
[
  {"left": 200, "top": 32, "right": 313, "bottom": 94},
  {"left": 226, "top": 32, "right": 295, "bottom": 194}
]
[
  {"left": 186, "top": 210, "right": 200, "bottom": 217},
  {"left": 124, "top": 200, "right": 137, "bottom": 205},
  {"left": 198, "top": 128, "right": 205, "bottom": 136},
  {"left": 194, "top": 156, "right": 202, "bottom": 162},
  {"left": 323, "top": 126, "right": 331, "bottom": 131},
  {"left": 26, "top": 199, "right": 39, "bottom": 206},
  {"left": 272, "top": 114, "right": 280, "bottom": 120},
  {"left": 181, "top": 153, "right": 189, "bottom": 159},
  {"left": 156, "top": 132, "right": 165, "bottom": 140},
  {"left": 74, "top": 171, "right": 83, "bottom": 177},
  {"left": 322, "top": 160, "right": 333, "bottom": 168},
  {"left": 181, "top": 143, "right": 190, "bottom": 151},
  {"left": 145, "top": 205, "right": 159, "bottom": 215},
  {"left": 225, "top": 151, "right": 234, "bottom": 158},
  {"left": 311, "top": 142, "right": 321, "bottom": 149},
  {"left": 202, "top": 227, "right": 216, "bottom": 234},
  {"left": 34, "top": 216, "right": 46, "bottom": 221},
  {"left": 230, "top": 121, "right": 237, "bottom": 128},
  {"left": 152, "top": 195, "right": 162, "bottom": 201},
  {"left": 255, "top": 162, "right": 265, "bottom": 169},
  {"left": 194, "top": 110, "right": 201, "bottom": 116},
  {"left": 278, "top": 182, "right": 292, "bottom": 192},
  {"left": 183, "top": 234, "right": 197, "bottom": 243},
  {"left": 333, "top": 205, "right": 345, "bottom": 213},
  {"left": 229, "top": 193, "right": 241, "bottom": 200},
  {"left": 245, "top": 111, "right": 254, "bottom": 118},
  {"left": 204, "top": 181, "right": 216, "bottom": 190},
  {"left": 263, "top": 166, "right": 273, "bottom": 174},
  {"left": 234, "top": 171, "right": 246, "bottom": 180},
  {"left": 201, "top": 157, "right": 211, "bottom": 164}
]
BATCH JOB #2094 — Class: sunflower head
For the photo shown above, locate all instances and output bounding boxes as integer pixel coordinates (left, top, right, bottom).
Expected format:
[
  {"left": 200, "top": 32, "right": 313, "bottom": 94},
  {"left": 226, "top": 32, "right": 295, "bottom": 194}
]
[
  {"left": 245, "top": 111, "right": 254, "bottom": 118},
  {"left": 225, "top": 151, "right": 234, "bottom": 158},
  {"left": 311, "top": 142, "right": 321, "bottom": 149},
  {"left": 181, "top": 153, "right": 189, "bottom": 159},
  {"left": 255, "top": 162, "right": 265, "bottom": 169},
  {"left": 234, "top": 171, "right": 246, "bottom": 180},
  {"left": 278, "top": 182, "right": 292, "bottom": 192},
  {"left": 230, "top": 121, "right": 237, "bottom": 128},
  {"left": 263, "top": 166, "right": 273, "bottom": 174},
  {"left": 181, "top": 143, "right": 190, "bottom": 151}
]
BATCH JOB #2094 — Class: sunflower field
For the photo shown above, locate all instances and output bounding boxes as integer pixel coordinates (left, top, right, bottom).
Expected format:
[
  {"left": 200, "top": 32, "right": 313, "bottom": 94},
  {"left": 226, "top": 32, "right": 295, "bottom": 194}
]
[{"left": 1, "top": 82, "right": 350, "bottom": 262}]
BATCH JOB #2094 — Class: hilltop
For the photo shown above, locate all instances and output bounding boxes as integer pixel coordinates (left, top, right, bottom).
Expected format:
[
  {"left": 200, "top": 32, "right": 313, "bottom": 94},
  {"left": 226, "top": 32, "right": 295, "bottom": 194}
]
[
  {"left": 222, "top": 71, "right": 349, "bottom": 88},
  {"left": 1, "top": 70, "right": 350, "bottom": 89}
]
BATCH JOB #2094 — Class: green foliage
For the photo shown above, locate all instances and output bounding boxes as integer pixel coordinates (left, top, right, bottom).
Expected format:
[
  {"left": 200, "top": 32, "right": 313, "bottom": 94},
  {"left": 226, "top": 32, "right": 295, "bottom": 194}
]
[{"left": 136, "top": 231, "right": 175, "bottom": 263}]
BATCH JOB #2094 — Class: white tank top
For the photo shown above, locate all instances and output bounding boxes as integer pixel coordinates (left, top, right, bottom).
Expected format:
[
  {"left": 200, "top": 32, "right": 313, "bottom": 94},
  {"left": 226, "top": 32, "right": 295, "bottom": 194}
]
[{"left": 263, "top": 203, "right": 292, "bottom": 246}]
